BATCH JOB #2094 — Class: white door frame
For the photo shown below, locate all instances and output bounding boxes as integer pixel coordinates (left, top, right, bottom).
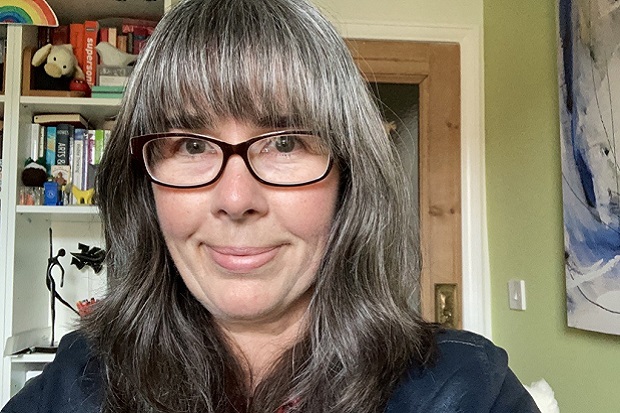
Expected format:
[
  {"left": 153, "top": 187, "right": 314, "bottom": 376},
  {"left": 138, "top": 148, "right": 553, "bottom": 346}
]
[{"left": 337, "top": 21, "right": 491, "bottom": 338}]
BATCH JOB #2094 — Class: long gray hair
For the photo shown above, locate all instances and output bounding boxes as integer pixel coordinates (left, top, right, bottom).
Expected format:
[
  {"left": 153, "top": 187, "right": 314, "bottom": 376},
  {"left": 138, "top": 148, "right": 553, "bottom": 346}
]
[{"left": 85, "top": 0, "right": 436, "bottom": 411}]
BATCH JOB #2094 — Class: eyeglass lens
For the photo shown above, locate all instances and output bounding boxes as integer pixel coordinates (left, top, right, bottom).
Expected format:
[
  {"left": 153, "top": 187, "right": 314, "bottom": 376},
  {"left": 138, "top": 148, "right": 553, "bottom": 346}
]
[{"left": 143, "top": 133, "right": 331, "bottom": 187}]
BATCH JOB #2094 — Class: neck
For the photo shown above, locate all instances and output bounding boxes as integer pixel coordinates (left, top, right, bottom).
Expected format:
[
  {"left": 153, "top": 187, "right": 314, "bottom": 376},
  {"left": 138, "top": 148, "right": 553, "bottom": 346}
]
[{"left": 217, "top": 293, "right": 312, "bottom": 386}]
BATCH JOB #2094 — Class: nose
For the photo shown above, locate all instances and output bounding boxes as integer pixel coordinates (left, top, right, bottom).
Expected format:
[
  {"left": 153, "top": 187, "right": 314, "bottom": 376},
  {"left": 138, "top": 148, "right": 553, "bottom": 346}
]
[{"left": 209, "top": 155, "right": 268, "bottom": 221}]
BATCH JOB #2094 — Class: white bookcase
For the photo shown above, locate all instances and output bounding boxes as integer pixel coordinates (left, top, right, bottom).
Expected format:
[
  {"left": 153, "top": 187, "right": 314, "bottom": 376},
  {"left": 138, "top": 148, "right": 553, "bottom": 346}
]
[{"left": 0, "top": 0, "right": 173, "bottom": 404}]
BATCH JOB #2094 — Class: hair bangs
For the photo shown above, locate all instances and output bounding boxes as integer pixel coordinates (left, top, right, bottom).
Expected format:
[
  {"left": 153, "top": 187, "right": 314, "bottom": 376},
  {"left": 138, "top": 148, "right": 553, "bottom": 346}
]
[{"left": 130, "top": 0, "right": 346, "bottom": 137}]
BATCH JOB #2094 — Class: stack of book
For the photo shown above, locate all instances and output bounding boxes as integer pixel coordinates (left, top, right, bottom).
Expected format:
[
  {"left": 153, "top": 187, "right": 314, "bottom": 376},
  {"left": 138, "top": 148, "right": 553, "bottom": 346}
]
[
  {"left": 91, "top": 85, "right": 124, "bottom": 99},
  {"left": 37, "top": 17, "right": 158, "bottom": 90},
  {"left": 31, "top": 113, "right": 111, "bottom": 204}
]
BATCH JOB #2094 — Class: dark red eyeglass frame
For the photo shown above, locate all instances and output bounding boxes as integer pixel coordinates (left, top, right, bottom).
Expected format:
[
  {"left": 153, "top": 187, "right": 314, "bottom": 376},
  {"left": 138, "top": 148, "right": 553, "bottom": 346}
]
[{"left": 129, "top": 130, "right": 334, "bottom": 188}]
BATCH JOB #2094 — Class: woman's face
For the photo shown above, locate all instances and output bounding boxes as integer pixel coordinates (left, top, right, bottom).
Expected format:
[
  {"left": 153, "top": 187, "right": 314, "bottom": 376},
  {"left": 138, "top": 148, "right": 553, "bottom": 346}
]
[{"left": 152, "top": 119, "right": 339, "bottom": 329}]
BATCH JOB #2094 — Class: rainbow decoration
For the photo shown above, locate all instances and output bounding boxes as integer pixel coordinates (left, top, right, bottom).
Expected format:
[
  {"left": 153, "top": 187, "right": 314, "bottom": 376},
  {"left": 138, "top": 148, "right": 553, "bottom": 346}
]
[{"left": 0, "top": 0, "right": 58, "bottom": 27}]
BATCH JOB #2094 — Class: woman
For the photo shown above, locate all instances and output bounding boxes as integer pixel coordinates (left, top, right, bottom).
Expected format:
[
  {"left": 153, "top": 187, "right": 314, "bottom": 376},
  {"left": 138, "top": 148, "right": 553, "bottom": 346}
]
[{"left": 3, "top": 0, "right": 540, "bottom": 412}]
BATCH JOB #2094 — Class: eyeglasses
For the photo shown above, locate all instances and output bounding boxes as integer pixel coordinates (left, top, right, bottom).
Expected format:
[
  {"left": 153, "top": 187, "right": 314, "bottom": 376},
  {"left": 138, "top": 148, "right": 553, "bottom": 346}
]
[{"left": 130, "top": 130, "right": 333, "bottom": 188}]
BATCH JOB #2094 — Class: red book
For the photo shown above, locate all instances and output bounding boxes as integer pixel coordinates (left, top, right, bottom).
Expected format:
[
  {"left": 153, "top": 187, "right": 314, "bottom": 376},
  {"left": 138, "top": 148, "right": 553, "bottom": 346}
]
[
  {"left": 99, "top": 27, "right": 109, "bottom": 43},
  {"left": 132, "top": 26, "right": 149, "bottom": 55},
  {"left": 52, "top": 25, "right": 69, "bottom": 45},
  {"left": 69, "top": 23, "right": 85, "bottom": 70},
  {"left": 121, "top": 18, "right": 157, "bottom": 35},
  {"left": 83, "top": 20, "right": 99, "bottom": 87}
]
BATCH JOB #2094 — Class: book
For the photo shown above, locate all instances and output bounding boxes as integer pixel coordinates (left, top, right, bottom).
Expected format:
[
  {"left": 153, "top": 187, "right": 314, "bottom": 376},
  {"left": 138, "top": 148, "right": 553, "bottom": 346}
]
[
  {"left": 52, "top": 25, "right": 69, "bottom": 45},
  {"left": 69, "top": 23, "right": 85, "bottom": 71},
  {"left": 99, "top": 27, "right": 109, "bottom": 44},
  {"left": 38, "top": 124, "right": 46, "bottom": 160},
  {"left": 108, "top": 27, "right": 117, "bottom": 48},
  {"left": 83, "top": 20, "right": 99, "bottom": 87},
  {"left": 54, "top": 124, "right": 74, "bottom": 166},
  {"left": 34, "top": 113, "right": 89, "bottom": 129},
  {"left": 45, "top": 126, "right": 56, "bottom": 172},
  {"left": 119, "top": 18, "right": 157, "bottom": 35},
  {"left": 72, "top": 128, "right": 85, "bottom": 195},
  {"left": 92, "top": 85, "right": 124, "bottom": 93},
  {"left": 126, "top": 32, "right": 133, "bottom": 54},
  {"left": 94, "top": 129, "right": 105, "bottom": 164},
  {"left": 97, "top": 65, "right": 133, "bottom": 87},
  {"left": 87, "top": 129, "right": 96, "bottom": 165},
  {"left": 91, "top": 92, "right": 124, "bottom": 99},
  {"left": 117, "top": 34, "right": 127, "bottom": 52},
  {"left": 37, "top": 27, "right": 52, "bottom": 49},
  {"left": 29, "top": 123, "right": 42, "bottom": 161},
  {"left": 86, "top": 129, "right": 97, "bottom": 189},
  {"left": 132, "top": 26, "right": 149, "bottom": 54}
]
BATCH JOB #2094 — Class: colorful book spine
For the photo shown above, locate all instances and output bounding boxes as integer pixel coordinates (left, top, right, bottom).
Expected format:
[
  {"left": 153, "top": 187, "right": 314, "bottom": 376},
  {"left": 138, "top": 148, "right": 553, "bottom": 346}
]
[
  {"left": 87, "top": 129, "right": 96, "bottom": 165},
  {"left": 132, "top": 27, "right": 149, "bottom": 54},
  {"left": 55, "top": 124, "right": 74, "bottom": 166},
  {"left": 45, "top": 126, "right": 57, "bottom": 173},
  {"left": 94, "top": 129, "right": 105, "bottom": 164},
  {"left": 108, "top": 27, "right": 117, "bottom": 48},
  {"left": 29, "top": 123, "right": 41, "bottom": 161},
  {"left": 37, "top": 26, "right": 52, "bottom": 48},
  {"left": 38, "top": 123, "right": 46, "bottom": 160},
  {"left": 126, "top": 32, "right": 133, "bottom": 54},
  {"left": 72, "top": 128, "right": 85, "bottom": 193},
  {"left": 99, "top": 27, "right": 109, "bottom": 44},
  {"left": 83, "top": 20, "right": 99, "bottom": 87},
  {"left": 52, "top": 25, "right": 69, "bottom": 45},
  {"left": 117, "top": 34, "right": 127, "bottom": 52},
  {"left": 69, "top": 23, "right": 85, "bottom": 71},
  {"left": 82, "top": 128, "right": 92, "bottom": 189}
]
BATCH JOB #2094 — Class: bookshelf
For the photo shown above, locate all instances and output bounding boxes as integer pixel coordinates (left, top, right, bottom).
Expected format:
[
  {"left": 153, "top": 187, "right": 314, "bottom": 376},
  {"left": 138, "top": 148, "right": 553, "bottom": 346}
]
[{"left": 0, "top": 0, "right": 173, "bottom": 404}]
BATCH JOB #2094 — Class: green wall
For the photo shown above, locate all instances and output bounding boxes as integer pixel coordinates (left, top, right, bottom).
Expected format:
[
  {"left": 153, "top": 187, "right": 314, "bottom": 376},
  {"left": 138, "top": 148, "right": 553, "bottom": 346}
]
[{"left": 485, "top": 1, "right": 620, "bottom": 412}]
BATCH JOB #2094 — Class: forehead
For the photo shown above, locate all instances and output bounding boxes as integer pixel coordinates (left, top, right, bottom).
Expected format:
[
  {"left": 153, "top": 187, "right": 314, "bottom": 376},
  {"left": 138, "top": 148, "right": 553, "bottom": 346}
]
[{"left": 170, "top": 119, "right": 301, "bottom": 143}]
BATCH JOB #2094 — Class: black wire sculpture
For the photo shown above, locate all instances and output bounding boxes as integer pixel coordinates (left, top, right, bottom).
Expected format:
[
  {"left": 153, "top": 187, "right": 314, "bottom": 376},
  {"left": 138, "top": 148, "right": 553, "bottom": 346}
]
[
  {"left": 45, "top": 228, "right": 78, "bottom": 347},
  {"left": 70, "top": 243, "right": 105, "bottom": 274}
]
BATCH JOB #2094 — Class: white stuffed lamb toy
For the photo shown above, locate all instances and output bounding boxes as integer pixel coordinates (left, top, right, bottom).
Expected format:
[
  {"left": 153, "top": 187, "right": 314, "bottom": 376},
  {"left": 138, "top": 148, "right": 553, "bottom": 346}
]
[{"left": 32, "top": 43, "right": 85, "bottom": 80}]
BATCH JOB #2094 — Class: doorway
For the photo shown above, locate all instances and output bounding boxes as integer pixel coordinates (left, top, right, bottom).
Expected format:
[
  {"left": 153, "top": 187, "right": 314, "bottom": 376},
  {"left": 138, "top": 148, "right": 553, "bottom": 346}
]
[{"left": 347, "top": 39, "right": 462, "bottom": 327}]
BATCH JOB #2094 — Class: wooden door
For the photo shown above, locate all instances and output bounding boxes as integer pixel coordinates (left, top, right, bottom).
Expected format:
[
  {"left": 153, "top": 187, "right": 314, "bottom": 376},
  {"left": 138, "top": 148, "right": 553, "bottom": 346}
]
[{"left": 346, "top": 39, "right": 462, "bottom": 328}]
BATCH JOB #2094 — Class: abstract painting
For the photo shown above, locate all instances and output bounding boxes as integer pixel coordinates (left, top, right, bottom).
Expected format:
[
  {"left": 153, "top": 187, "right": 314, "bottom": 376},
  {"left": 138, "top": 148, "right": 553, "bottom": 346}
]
[{"left": 558, "top": 0, "right": 620, "bottom": 335}]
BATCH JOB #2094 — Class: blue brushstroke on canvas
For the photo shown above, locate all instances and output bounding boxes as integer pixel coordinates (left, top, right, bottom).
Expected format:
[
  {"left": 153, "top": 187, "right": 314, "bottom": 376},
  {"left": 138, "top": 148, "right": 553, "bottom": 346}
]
[{"left": 559, "top": 0, "right": 620, "bottom": 335}]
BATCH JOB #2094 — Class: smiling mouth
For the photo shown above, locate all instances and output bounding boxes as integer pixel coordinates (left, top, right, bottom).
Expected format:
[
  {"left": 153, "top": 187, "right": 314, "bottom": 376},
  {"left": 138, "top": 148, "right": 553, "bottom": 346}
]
[{"left": 208, "top": 246, "right": 281, "bottom": 273}]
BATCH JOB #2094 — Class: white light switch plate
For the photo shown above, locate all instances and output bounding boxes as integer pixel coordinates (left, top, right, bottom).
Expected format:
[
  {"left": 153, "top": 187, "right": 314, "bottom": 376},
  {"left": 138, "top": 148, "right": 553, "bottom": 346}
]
[{"left": 508, "top": 279, "right": 526, "bottom": 311}]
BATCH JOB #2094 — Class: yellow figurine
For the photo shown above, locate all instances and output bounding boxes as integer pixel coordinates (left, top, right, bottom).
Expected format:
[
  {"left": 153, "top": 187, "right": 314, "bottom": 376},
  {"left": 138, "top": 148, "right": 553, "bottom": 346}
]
[{"left": 72, "top": 186, "right": 95, "bottom": 205}]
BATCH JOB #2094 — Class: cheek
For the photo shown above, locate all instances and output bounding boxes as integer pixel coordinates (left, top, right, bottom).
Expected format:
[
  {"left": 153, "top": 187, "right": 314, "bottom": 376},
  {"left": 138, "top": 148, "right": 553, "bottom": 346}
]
[
  {"left": 279, "top": 177, "right": 340, "bottom": 241},
  {"left": 152, "top": 187, "right": 198, "bottom": 239}
]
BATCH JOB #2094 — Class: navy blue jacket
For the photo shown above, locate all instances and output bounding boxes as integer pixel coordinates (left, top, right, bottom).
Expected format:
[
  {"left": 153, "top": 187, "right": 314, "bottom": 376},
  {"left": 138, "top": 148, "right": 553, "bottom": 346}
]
[{"left": 2, "top": 329, "right": 540, "bottom": 412}]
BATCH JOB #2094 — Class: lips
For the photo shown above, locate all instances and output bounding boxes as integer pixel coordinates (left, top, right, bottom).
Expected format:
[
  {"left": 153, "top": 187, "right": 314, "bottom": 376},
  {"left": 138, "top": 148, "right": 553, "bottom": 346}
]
[{"left": 208, "top": 246, "right": 281, "bottom": 273}]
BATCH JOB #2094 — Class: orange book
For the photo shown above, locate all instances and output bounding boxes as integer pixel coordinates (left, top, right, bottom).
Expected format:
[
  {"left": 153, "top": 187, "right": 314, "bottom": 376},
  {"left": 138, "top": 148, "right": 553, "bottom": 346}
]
[
  {"left": 69, "top": 23, "right": 85, "bottom": 70},
  {"left": 83, "top": 20, "right": 99, "bottom": 87}
]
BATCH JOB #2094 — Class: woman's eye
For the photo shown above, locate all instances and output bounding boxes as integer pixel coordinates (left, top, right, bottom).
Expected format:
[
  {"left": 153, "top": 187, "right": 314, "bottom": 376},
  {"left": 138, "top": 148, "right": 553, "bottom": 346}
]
[
  {"left": 274, "top": 136, "right": 297, "bottom": 153},
  {"left": 181, "top": 139, "right": 208, "bottom": 155},
  {"left": 273, "top": 136, "right": 304, "bottom": 153}
]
